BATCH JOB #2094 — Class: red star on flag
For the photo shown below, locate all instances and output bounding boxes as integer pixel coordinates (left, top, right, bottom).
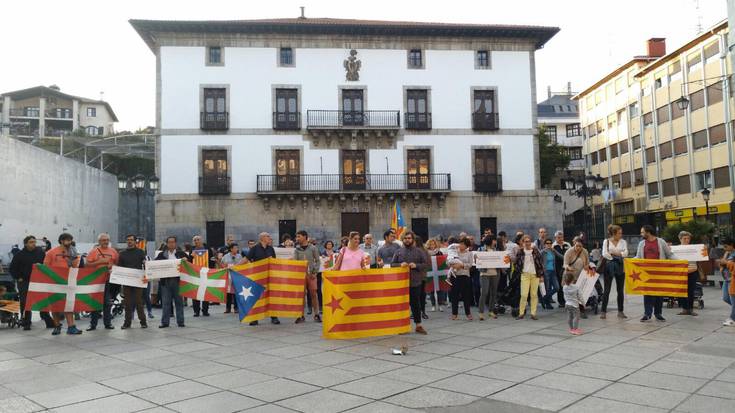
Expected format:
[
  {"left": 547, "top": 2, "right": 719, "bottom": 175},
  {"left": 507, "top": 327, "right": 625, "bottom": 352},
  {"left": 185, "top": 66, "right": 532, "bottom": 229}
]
[
  {"left": 629, "top": 270, "right": 642, "bottom": 282},
  {"left": 327, "top": 295, "right": 343, "bottom": 314}
]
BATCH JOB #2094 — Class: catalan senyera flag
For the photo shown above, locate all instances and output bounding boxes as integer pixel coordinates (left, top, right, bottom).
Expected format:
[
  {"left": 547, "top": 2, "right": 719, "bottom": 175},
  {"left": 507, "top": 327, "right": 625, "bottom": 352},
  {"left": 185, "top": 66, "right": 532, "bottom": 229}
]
[
  {"left": 179, "top": 260, "right": 229, "bottom": 303},
  {"left": 136, "top": 239, "right": 147, "bottom": 251},
  {"left": 322, "top": 267, "right": 410, "bottom": 340},
  {"left": 425, "top": 255, "right": 451, "bottom": 293},
  {"left": 624, "top": 258, "right": 689, "bottom": 297},
  {"left": 233, "top": 258, "right": 307, "bottom": 323},
  {"left": 191, "top": 248, "right": 209, "bottom": 268},
  {"left": 391, "top": 199, "right": 405, "bottom": 239},
  {"left": 27, "top": 264, "right": 109, "bottom": 312}
]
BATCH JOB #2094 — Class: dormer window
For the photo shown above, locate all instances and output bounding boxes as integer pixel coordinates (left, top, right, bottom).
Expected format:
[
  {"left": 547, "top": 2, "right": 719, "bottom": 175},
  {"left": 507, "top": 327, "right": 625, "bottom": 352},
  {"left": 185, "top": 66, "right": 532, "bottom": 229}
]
[{"left": 407, "top": 49, "right": 423, "bottom": 69}]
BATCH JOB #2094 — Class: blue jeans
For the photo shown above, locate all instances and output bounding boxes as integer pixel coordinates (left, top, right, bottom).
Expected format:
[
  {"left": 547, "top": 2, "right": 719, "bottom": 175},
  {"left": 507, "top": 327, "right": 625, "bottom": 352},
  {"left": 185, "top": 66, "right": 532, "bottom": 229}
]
[
  {"left": 144, "top": 283, "right": 152, "bottom": 313},
  {"left": 160, "top": 278, "right": 184, "bottom": 326},
  {"left": 643, "top": 295, "right": 663, "bottom": 317},
  {"left": 723, "top": 280, "right": 735, "bottom": 320},
  {"left": 543, "top": 269, "right": 559, "bottom": 306}
]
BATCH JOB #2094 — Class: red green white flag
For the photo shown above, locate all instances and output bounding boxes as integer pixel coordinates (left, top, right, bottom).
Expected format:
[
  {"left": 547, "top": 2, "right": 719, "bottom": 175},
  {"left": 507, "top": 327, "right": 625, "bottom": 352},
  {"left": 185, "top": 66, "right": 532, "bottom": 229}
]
[
  {"left": 27, "top": 264, "right": 108, "bottom": 312},
  {"left": 425, "top": 255, "right": 451, "bottom": 293},
  {"left": 178, "top": 260, "right": 229, "bottom": 303}
]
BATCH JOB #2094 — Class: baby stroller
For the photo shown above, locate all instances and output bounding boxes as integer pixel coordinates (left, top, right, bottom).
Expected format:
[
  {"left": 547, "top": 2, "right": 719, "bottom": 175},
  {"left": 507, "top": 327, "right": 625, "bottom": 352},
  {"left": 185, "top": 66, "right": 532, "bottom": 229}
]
[
  {"left": 496, "top": 269, "right": 521, "bottom": 317},
  {"left": 0, "top": 283, "right": 22, "bottom": 329}
]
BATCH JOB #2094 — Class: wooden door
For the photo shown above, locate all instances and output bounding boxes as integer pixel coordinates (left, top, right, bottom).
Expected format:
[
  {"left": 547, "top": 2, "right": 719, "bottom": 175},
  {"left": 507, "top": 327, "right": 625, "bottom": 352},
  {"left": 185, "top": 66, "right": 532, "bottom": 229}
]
[
  {"left": 407, "top": 149, "right": 430, "bottom": 189},
  {"left": 341, "top": 89, "right": 364, "bottom": 126},
  {"left": 342, "top": 150, "right": 366, "bottom": 190},
  {"left": 341, "top": 213, "right": 369, "bottom": 237},
  {"left": 275, "top": 149, "right": 300, "bottom": 190},
  {"left": 205, "top": 221, "right": 225, "bottom": 250}
]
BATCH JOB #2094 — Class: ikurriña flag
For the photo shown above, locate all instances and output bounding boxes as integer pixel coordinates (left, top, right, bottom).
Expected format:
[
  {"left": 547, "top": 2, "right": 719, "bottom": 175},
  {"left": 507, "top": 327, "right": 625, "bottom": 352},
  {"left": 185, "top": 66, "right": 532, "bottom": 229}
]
[
  {"left": 232, "top": 258, "right": 307, "bottom": 323},
  {"left": 178, "top": 260, "right": 229, "bottom": 303},
  {"left": 624, "top": 258, "right": 689, "bottom": 297},
  {"left": 322, "top": 266, "right": 410, "bottom": 339},
  {"left": 425, "top": 255, "right": 451, "bottom": 293},
  {"left": 27, "top": 264, "right": 109, "bottom": 312}
]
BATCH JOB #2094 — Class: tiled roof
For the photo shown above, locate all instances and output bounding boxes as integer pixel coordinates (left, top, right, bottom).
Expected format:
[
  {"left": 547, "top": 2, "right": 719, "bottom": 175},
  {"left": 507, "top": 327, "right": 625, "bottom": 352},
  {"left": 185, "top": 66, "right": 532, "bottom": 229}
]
[
  {"left": 537, "top": 94, "right": 579, "bottom": 118},
  {"left": 129, "top": 17, "right": 559, "bottom": 51},
  {"left": 1, "top": 86, "right": 118, "bottom": 122}
]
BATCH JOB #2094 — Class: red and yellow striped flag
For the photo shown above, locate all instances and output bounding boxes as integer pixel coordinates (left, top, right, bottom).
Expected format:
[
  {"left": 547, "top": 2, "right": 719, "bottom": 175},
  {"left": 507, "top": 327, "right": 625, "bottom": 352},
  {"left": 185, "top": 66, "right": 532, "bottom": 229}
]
[
  {"left": 192, "top": 249, "right": 209, "bottom": 268},
  {"left": 624, "top": 258, "right": 689, "bottom": 297},
  {"left": 322, "top": 267, "right": 410, "bottom": 340},
  {"left": 233, "top": 258, "right": 307, "bottom": 323}
]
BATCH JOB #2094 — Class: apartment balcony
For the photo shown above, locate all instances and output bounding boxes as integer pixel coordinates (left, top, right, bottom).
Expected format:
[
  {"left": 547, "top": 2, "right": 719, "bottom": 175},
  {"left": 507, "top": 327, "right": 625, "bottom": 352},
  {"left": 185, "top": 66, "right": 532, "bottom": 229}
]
[
  {"left": 404, "top": 113, "right": 432, "bottom": 130},
  {"left": 472, "top": 112, "right": 500, "bottom": 131},
  {"left": 305, "top": 110, "right": 401, "bottom": 148},
  {"left": 199, "top": 176, "right": 231, "bottom": 195},
  {"left": 200, "top": 112, "right": 229, "bottom": 131},
  {"left": 45, "top": 109, "right": 73, "bottom": 120},
  {"left": 9, "top": 108, "right": 39, "bottom": 118},
  {"left": 272, "top": 112, "right": 301, "bottom": 130},
  {"left": 256, "top": 173, "right": 451, "bottom": 209},
  {"left": 473, "top": 174, "right": 503, "bottom": 193}
]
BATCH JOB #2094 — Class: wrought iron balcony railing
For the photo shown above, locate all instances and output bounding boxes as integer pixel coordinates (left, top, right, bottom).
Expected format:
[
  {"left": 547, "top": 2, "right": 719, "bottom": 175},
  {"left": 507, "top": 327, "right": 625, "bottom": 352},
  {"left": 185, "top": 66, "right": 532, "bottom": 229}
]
[
  {"left": 45, "top": 109, "right": 73, "bottom": 119},
  {"left": 404, "top": 113, "right": 432, "bottom": 130},
  {"left": 9, "top": 108, "right": 39, "bottom": 117},
  {"left": 257, "top": 173, "right": 451, "bottom": 193},
  {"left": 199, "top": 176, "right": 231, "bottom": 195},
  {"left": 200, "top": 112, "right": 229, "bottom": 130},
  {"left": 306, "top": 110, "right": 400, "bottom": 129},
  {"left": 472, "top": 112, "right": 500, "bottom": 131},
  {"left": 473, "top": 174, "right": 503, "bottom": 193},
  {"left": 272, "top": 112, "right": 301, "bottom": 130}
]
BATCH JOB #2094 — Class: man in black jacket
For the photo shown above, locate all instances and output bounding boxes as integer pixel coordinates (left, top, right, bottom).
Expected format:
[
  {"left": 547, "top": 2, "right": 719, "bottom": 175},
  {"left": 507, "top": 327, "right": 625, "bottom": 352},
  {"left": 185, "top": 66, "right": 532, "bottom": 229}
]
[
  {"left": 245, "top": 232, "right": 280, "bottom": 326},
  {"left": 155, "top": 236, "right": 187, "bottom": 328},
  {"left": 9, "top": 235, "right": 54, "bottom": 330},
  {"left": 118, "top": 235, "right": 148, "bottom": 329}
]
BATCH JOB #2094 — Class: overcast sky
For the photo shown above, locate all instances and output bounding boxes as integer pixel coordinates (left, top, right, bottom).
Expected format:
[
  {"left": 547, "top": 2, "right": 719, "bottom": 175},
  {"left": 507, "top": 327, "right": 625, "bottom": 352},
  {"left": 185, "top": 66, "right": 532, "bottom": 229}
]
[{"left": 0, "top": 0, "right": 727, "bottom": 130}]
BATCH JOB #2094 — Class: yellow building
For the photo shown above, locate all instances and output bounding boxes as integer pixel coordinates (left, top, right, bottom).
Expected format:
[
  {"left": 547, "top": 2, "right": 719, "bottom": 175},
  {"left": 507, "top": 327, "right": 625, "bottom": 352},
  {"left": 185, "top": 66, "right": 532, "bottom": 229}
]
[{"left": 575, "top": 20, "right": 734, "bottom": 239}]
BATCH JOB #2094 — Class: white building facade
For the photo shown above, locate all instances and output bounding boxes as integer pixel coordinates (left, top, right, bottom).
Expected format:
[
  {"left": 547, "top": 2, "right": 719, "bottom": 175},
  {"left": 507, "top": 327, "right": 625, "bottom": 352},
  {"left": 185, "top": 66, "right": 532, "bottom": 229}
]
[
  {"left": 131, "top": 17, "right": 562, "bottom": 245},
  {"left": 537, "top": 84, "right": 584, "bottom": 189}
]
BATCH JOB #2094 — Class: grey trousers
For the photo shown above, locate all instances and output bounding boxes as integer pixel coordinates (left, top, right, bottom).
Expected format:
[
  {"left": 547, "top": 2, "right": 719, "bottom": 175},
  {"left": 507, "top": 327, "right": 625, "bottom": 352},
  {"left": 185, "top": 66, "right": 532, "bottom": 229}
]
[
  {"left": 479, "top": 276, "right": 499, "bottom": 314},
  {"left": 566, "top": 305, "right": 580, "bottom": 329}
]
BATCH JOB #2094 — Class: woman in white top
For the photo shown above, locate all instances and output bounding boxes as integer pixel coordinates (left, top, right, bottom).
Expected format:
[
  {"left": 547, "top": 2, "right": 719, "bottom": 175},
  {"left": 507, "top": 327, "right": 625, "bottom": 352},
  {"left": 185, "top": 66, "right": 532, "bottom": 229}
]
[{"left": 600, "top": 224, "right": 628, "bottom": 319}]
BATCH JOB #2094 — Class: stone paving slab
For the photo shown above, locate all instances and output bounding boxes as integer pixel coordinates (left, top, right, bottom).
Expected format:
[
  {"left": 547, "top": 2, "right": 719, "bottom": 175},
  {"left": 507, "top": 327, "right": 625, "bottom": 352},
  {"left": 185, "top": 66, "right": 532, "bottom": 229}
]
[{"left": 1, "top": 286, "right": 734, "bottom": 412}]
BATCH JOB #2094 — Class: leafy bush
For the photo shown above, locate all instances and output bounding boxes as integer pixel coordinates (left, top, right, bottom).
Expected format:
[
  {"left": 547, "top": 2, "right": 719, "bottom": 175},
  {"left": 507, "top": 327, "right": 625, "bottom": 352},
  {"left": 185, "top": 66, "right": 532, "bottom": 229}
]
[{"left": 661, "top": 219, "right": 715, "bottom": 244}]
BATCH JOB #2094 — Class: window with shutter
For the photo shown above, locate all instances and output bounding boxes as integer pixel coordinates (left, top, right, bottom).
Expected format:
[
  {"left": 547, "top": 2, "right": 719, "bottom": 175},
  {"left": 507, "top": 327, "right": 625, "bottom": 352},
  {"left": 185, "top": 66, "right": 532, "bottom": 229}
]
[
  {"left": 690, "top": 89, "right": 705, "bottom": 111},
  {"left": 709, "top": 124, "right": 726, "bottom": 145},
  {"left": 598, "top": 148, "right": 607, "bottom": 162},
  {"left": 643, "top": 112, "right": 653, "bottom": 126},
  {"left": 610, "top": 143, "right": 618, "bottom": 159},
  {"left": 646, "top": 147, "right": 656, "bottom": 164},
  {"left": 591, "top": 152, "right": 598, "bottom": 165},
  {"left": 632, "top": 135, "right": 641, "bottom": 150},
  {"left": 671, "top": 101, "right": 685, "bottom": 119},
  {"left": 692, "top": 129, "right": 708, "bottom": 150},
  {"left": 673, "top": 136, "right": 688, "bottom": 155},
  {"left": 714, "top": 166, "right": 730, "bottom": 188},
  {"left": 662, "top": 178, "right": 675, "bottom": 197},
  {"left": 677, "top": 175, "right": 691, "bottom": 194},
  {"left": 707, "top": 84, "right": 723, "bottom": 105},
  {"left": 619, "top": 139, "right": 629, "bottom": 155},
  {"left": 648, "top": 182, "right": 659, "bottom": 197},
  {"left": 659, "top": 141, "right": 672, "bottom": 159},
  {"left": 634, "top": 168, "right": 644, "bottom": 185},
  {"left": 621, "top": 171, "right": 631, "bottom": 188},
  {"left": 656, "top": 106, "right": 669, "bottom": 125}
]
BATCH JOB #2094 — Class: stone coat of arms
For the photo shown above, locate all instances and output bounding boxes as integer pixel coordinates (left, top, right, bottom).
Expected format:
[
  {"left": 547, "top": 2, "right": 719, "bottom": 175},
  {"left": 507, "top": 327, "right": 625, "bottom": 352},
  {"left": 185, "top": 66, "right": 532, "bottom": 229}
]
[{"left": 343, "top": 49, "right": 361, "bottom": 81}]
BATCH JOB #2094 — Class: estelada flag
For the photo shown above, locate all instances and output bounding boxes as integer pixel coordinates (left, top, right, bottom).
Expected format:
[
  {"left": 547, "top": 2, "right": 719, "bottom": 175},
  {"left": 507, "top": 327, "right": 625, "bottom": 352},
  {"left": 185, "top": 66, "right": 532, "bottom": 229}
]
[
  {"left": 322, "top": 266, "right": 410, "bottom": 340},
  {"left": 191, "top": 248, "right": 209, "bottom": 268},
  {"left": 179, "top": 260, "right": 229, "bottom": 303},
  {"left": 27, "top": 264, "right": 109, "bottom": 312},
  {"left": 425, "top": 255, "right": 451, "bottom": 293},
  {"left": 624, "top": 258, "right": 689, "bottom": 297},
  {"left": 233, "top": 258, "right": 307, "bottom": 323}
]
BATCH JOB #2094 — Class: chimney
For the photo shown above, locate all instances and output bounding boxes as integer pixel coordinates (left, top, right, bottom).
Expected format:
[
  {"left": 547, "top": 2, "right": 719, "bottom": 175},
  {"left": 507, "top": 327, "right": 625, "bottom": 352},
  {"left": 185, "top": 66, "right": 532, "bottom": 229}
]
[
  {"left": 48, "top": 84, "right": 60, "bottom": 91},
  {"left": 547, "top": 86, "right": 551, "bottom": 99},
  {"left": 567, "top": 82, "right": 572, "bottom": 95},
  {"left": 646, "top": 38, "right": 666, "bottom": 57},
  {"left": 299, "top": 6, "right": 305, "bottom": 19}
]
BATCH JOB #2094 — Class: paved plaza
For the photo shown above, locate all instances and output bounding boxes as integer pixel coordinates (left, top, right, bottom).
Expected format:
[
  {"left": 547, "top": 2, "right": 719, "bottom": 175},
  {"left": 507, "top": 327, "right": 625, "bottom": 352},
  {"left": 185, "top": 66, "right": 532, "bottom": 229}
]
[{"left": 0, "top": 285, "right": 734, "bottom": 413}]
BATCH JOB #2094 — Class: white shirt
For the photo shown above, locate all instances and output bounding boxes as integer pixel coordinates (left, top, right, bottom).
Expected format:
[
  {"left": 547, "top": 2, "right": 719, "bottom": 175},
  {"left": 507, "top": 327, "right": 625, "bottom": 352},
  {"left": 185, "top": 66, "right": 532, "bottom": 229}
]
[
  {"left": 522, "top": 249, "right": 535, "bottom": 273},
  {"left": 602, "top": 239, "right": 628, "bottom": 260}
]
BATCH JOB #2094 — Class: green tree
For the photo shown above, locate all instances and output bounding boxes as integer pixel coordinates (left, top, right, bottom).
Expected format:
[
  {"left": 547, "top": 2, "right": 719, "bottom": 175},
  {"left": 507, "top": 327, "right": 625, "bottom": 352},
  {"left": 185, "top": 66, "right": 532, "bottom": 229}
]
[
  {"left": 661, "top": 219, "right": 715, "bottom": 244},
  {"left": 537, "top": 125, "right": 571, "bottom": 188}
]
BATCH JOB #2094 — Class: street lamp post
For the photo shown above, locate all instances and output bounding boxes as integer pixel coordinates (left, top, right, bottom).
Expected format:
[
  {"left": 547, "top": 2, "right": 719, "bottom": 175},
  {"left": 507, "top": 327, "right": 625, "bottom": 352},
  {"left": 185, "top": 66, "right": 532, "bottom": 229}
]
[
  {"left": 117, "top": 174, "right": 159, "bottom": 241},
  {"left": 701, "top": 187, "right": 711, "bottom": 222},
  {"left": 563, "top": 170, "right": 603, "bottom": 246}
]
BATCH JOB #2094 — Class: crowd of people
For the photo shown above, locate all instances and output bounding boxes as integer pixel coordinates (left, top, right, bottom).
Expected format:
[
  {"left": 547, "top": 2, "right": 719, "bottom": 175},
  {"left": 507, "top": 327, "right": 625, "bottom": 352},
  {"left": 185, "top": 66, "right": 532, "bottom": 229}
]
[{"left": 7, "top": 223, "right": 735, "bottom": 336}]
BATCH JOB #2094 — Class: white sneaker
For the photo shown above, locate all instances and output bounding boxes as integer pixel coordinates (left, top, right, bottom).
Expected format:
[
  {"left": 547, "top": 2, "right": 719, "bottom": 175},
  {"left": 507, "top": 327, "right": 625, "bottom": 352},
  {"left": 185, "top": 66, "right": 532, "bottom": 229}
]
[
  {"left": 431, "top": 306, "right": 436, "bottom": 312},
  {"left": 723, "top": 319, "right": 735, "bottom": 327}
]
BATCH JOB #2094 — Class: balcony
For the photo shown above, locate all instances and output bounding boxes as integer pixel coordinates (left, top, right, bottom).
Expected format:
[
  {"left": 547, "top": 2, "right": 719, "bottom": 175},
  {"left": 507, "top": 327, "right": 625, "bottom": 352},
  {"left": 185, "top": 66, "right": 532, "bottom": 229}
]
[
  {"left": 200, "top": 112, "right": 229, "bottom": 131},
  {"left": 9, "top": 108, "right": 39, "bottom": 118},
  {"left": 45, "top": 109, "right": 73, "bottom": 119},
  {"left": 473, "top": 174, "right": 503, "bottom": 193},
  {"left": 405, "top": 113, "right": 432, "bottom": 130},
  {"left": 199, "top": 176, "right": 231, "bottom": 195},
  {"left": 257, "top": 173, "right": 451, "bottom": 194},
  {"left": 306, "top": 110, "right": 401, "bottom": 148},
  {"left": 472, "top": 112, "right": 500, "bottom": 131},
  {"left": 272, "top": 112, "right": 301, "bottom": 130}
]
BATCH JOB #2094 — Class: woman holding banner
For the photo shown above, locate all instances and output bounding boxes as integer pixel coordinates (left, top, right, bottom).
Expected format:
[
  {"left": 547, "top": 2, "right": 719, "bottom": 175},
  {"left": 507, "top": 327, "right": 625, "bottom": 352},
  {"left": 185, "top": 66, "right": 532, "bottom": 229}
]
[
  {"left": 676, "top": 231, "right": 701, "bottom": 316},
  {"left": 334, "top": 232, "right": 369, "bottom": 271},
  {"left": 600, "top": 225, "right": 628, "bottom": 320}
]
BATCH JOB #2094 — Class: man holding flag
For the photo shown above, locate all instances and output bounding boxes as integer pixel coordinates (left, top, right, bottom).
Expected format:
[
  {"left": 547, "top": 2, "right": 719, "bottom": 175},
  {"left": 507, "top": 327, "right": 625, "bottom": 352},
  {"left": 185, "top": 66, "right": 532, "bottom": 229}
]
[
  {"left": 391, "top": 231, "right": 429, "bottom": 335},
  {"left": 43, "top": 233, "right": 82, "bottom": 335},
  {"left": 293, "top": 230, "right": 321, "bottom": 323},
  {"left": 87, "top": 233, "right": 120, "bottom": 331},
  {"left": 636, "top": 225, "right": 675, "bottom": 322},
  {"left": 189, "top": 235, "right": 213, "bottom": 317},
  {"left": 245, "top": 232, "right": 281, "bottom": 326}
]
